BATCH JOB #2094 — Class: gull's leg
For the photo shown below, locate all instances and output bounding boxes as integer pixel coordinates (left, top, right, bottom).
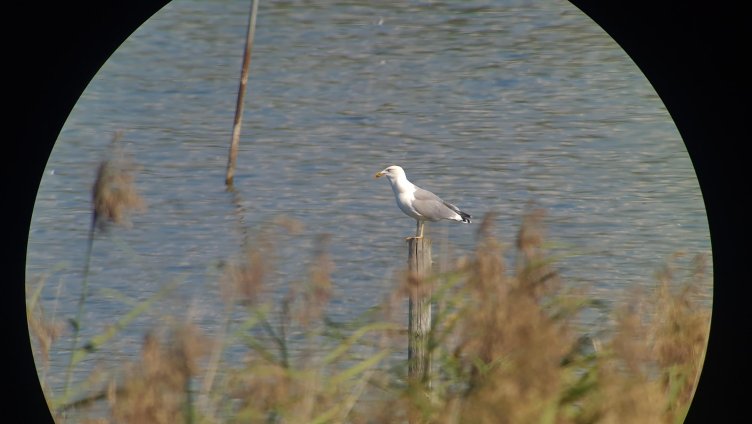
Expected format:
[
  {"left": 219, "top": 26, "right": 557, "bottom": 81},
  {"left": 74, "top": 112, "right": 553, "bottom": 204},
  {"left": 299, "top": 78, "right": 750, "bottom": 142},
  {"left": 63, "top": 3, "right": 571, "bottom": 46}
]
[{"left": 408, "top": 220, "right": 424, "bottom": 240}]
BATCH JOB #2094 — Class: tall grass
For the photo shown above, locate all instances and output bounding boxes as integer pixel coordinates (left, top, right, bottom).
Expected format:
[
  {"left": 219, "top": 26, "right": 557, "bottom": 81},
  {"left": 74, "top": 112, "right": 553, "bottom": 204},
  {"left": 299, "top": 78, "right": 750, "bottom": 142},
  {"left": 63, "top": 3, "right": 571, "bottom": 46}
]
[
  {"left": 63, "top": 131, "right": 145, "bottom": 399},
  {"left": 27, "top": 150, "right": 710, "bottom": 422}
]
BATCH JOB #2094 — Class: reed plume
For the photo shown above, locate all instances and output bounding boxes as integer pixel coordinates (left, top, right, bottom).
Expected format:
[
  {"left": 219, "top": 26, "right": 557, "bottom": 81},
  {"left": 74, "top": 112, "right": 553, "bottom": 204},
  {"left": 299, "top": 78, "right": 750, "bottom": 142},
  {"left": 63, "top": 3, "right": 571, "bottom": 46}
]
[{"left": 63, "top": 131, "right": 145, "bottom": 398}]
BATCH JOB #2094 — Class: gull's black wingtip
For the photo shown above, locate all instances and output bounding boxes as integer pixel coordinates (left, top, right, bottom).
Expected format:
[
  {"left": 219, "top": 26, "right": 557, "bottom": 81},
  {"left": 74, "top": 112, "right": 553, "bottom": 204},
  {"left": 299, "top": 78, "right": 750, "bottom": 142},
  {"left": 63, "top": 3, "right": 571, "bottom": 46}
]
[{"left": 459, "top": 211, "right": 472, "bottom": 223}]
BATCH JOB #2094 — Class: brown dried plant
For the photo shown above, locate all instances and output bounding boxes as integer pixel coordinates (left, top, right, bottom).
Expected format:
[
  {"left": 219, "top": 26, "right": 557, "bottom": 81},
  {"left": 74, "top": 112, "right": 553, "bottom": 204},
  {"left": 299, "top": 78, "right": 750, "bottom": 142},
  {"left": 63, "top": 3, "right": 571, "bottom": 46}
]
[
  {"left": 382, "top": 211, "right": 710, "bottom": 424},
  {"left": 574, "top": 253, "right": 711, "bottom": 424},
  {"left": 26, "top": 276, "right": 65, "bottom": 380},
  {"left": 295, "top": 233, "right": 334, "bottom": 326},
  {"left": 91, "top": 131, "right": 146, "bottom": 230},
  {"left": 652, "top": 253, "right": 711, "bottom": 422},
  {"left": 220, "top": 244, "right": 269, "bottom": 307},
  {"left": 445, "top": 212, "right": 574, "bottom": 424},
  {"left": 109, "top": 324, "right": 207, "bottom": 424},
  {"left": 35, "top": 210, "right": 709, "bottom": 424},
  {"left": 64, "top": 131, "right": 147, "bottom": 399}
]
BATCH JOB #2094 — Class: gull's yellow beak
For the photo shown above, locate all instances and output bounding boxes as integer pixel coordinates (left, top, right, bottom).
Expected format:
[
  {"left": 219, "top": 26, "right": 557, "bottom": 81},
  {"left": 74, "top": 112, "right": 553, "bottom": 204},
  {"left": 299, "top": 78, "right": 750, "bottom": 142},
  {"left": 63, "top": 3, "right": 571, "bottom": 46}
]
[{"left": 374, "top": 171, "right": 384, "bottom": 179}]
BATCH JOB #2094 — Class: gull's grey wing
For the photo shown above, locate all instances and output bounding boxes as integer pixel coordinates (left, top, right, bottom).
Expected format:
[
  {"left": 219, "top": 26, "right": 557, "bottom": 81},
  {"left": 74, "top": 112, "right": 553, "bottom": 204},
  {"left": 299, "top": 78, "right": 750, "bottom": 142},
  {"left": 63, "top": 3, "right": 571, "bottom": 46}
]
[{"left": 413, "top": 187, "right": 463, "bottom": 221}]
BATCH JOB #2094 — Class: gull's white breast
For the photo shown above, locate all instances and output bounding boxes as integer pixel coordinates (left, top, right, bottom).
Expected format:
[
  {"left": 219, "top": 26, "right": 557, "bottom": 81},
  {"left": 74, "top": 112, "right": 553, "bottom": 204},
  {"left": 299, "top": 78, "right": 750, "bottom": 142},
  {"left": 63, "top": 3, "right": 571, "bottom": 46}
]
[{"left": 388, "top": 183, "right": 422, "bottom": 220}]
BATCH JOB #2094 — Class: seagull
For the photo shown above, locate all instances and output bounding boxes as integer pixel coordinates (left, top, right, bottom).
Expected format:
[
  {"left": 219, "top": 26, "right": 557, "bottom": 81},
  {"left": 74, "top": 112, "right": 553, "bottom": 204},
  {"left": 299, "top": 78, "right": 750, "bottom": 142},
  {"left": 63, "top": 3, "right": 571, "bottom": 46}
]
[{"left": 375, "top": 165, "right": 471, "bottom": 239}]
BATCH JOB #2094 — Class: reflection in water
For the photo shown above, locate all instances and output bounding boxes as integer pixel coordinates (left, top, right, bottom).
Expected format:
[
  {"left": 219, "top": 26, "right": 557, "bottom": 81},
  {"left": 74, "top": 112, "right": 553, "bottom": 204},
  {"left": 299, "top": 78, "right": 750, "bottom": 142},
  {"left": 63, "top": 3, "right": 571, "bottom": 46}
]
[{"left": 228, "top": 185, "right": 251, "bottom": 250}]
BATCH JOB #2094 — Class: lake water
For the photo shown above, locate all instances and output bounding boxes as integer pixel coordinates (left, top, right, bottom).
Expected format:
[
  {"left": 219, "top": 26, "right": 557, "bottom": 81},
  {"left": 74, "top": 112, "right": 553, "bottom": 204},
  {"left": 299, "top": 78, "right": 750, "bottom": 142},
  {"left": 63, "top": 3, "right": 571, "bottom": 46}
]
[{"left": 27, "top": 0, "right": 712, "bottom": 407}]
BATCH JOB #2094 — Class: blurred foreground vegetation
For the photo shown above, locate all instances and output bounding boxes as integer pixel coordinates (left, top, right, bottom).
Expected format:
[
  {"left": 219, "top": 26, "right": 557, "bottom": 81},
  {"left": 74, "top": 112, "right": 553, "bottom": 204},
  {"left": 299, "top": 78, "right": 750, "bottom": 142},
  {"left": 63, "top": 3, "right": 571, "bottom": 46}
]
[
  {"left": 28, "top": 212, "right": 710, "bottom": 424},
  {"left": 27, "top": 141, "right": 710, "bottom": 423}
]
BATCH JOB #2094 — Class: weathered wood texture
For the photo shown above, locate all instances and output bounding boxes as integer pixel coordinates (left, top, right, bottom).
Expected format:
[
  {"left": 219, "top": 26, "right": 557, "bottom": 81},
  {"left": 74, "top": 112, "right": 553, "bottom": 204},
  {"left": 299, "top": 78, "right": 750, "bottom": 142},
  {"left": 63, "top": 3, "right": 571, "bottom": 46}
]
[
  {"left": 225, "top": 0, "right": 259, "bottom": 187},
  {"left": 407, "top": 237, "right": 432, "bottom": 386}
]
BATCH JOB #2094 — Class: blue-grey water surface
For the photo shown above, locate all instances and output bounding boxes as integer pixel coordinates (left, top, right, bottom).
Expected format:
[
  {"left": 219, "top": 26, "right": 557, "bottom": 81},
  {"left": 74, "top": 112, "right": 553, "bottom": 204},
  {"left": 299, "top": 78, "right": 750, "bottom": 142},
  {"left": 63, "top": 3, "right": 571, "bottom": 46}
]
[{"left": 27, "top": 0, "right": 711, "bottom": 405}]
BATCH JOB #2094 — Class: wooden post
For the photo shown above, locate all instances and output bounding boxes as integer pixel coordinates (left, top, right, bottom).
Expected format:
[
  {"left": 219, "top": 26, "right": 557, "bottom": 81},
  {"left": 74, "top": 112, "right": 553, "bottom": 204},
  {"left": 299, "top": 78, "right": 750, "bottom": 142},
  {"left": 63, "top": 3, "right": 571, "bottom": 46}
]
[
  {"left": 407, "top": 237, "right": 432, "bottom": 386},
  {"left": 225, "top": 0, "right": 260, "bottom": 187}
]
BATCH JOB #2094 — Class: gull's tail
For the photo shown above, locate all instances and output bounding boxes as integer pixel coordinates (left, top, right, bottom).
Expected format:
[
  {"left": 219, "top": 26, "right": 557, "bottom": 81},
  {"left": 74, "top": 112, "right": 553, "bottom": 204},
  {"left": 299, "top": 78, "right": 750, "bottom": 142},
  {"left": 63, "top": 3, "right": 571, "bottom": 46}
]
[
  {"left": 458, "top": 210, "right": 472, "bottom": 224},
  {"left": 444, "top": 201, "right": 472, "bottom": 224}
]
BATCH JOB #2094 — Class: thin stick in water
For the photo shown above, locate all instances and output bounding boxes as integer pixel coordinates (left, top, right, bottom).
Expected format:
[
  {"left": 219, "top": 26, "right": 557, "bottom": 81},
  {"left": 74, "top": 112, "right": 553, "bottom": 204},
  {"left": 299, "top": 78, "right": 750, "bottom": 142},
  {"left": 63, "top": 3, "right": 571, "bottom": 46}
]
[{"left": 225, "top": 0, "right": 260, "bottom": 187}]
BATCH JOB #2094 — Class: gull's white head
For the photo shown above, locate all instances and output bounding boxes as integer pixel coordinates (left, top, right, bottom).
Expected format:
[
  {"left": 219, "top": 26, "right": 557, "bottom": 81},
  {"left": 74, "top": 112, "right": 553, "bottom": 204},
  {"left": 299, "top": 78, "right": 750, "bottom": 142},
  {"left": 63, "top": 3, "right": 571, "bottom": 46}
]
[{"left": 374, "top": 165, "right": 406, "bottom": 181}]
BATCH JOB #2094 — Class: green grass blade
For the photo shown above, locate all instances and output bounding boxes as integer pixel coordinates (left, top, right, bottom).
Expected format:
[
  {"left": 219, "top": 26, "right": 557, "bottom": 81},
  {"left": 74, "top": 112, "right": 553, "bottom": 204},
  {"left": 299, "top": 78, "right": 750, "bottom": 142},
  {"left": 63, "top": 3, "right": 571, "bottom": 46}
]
[{"left": 69, "top": 278, "right": 181, "bottom": 367}]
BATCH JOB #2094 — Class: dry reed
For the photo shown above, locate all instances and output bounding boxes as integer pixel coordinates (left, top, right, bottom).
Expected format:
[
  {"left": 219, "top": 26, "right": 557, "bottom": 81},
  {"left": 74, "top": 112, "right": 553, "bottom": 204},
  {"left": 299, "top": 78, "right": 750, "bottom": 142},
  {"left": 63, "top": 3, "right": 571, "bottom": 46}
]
[
  {"left": 30, "top": 207, "right": 710, "bottom": 423},
  {"left": 91, "top": 131, "right": 146, "bottom": 230},
  {"left": 63, "top": 131, "right": 146, "bottom": 399}
]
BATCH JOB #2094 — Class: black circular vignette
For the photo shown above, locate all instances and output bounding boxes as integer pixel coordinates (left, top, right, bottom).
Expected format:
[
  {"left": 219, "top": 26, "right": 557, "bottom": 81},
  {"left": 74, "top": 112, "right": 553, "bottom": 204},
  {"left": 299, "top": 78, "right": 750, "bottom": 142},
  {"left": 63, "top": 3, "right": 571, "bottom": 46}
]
[
  {"left": 6, "top": 2, "right": 170, "bottom": 422},
  {"left": 5, "top": 1, "right": 746, "bottom": 422},
  {"left": 568, "top": 2, "right": 747, "bottom": 422}
]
